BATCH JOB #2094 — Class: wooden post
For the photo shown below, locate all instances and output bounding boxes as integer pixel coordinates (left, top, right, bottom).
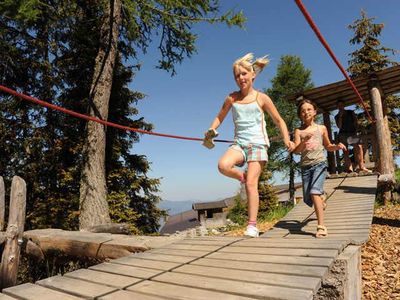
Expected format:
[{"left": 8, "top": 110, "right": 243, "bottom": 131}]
[
  {"left": 334, "top": 132, "right": 342, "bottom": 173},
  {"left": 323, "top": 112, "right": 336, "bottom": 174},
  {"left": 0, "top": 177, "right": 4, "bottom": 231},
  {"left": 369, "top": 84, "right": 393, "bottom": 203},
  {"left": 0, "top": 176, "right": 26, "bottom": 290}
]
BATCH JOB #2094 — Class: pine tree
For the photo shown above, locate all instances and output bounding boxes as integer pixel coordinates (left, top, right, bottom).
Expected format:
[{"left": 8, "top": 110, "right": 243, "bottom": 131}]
[
  {"left": 265, "top": 55, "right": 314, "bottom": 201},
  {"left": 0, "top": 0, "right": 245, "bottom": 232},
  {"left": 347, "top": 10, "right": 400, "bottom": 155}
]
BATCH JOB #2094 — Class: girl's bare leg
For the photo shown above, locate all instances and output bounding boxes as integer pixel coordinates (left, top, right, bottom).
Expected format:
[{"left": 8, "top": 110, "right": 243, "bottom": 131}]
[
  {"left": 312, "top": 194, "right": 325, "bottom": 226},
  {"left": 218, "top": 148, "right": 245, "bottom": 181},
  {"left": 246, "top": 161, "right": 265, "bottom": 222}
]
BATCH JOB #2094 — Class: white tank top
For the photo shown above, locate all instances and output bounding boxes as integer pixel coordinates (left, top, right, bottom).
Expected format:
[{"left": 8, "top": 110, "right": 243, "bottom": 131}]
[{"left": 231, "top": 93, "right": 270, "bottom": 147}]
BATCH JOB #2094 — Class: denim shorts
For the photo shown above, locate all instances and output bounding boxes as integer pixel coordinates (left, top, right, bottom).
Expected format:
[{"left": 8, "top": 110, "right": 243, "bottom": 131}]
[
  {"left": 301, "top": 161, "right": 327, "bottom": 207},
  {"left": 230, "top": 143, "right": 268, "bottom": 167}
]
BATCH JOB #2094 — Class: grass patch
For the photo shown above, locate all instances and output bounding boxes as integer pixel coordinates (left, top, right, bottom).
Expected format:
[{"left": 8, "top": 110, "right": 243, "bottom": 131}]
[{"left": 227, "top": 194, "right": 293, "bottom": 226}]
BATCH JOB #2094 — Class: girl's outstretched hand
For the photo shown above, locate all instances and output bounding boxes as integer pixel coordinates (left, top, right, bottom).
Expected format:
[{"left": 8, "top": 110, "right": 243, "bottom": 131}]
[
  {"left": 286, "top": 141, "right": 296, "bottom": 152},
  {"left": 337, "top": 142, "right": 347, "bottom": 151}
]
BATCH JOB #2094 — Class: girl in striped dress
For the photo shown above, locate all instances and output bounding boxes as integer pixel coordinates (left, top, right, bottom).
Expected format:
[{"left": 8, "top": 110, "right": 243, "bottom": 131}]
[{"left": 205, "top": 53, "right": 294, "bottom": 237}]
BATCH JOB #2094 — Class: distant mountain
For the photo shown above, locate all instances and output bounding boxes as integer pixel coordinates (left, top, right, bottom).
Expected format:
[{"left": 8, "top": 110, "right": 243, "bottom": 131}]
[{"left": 158, "top": 200, "right": 196, "bottom": 216}]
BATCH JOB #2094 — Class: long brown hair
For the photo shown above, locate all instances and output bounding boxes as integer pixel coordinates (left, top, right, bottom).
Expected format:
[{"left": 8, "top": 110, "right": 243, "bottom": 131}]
[{"left": 297, "top": 99, "right": 318, "bottom": 118}]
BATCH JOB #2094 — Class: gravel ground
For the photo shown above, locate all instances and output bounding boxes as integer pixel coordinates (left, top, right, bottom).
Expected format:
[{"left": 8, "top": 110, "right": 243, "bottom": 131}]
[{"left": 361, "top": 203, "right": 400, "bottom": 300}]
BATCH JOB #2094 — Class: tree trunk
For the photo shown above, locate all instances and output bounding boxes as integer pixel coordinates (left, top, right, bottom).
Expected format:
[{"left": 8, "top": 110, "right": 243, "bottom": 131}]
[
  {"left": 0, "top": 176, "right": 4, "bottom": 231},
  {"left": 369, "top": 84, "right": 393, "bottom": 205},
  {"left": 79, "top": 0, "right": 122, "bottom": 230}
]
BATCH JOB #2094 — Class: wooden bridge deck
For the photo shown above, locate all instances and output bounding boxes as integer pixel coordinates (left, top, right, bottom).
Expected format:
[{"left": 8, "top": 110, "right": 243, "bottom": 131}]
[{"left": 0, "top": 174, "right": 377, "bottom": 300}]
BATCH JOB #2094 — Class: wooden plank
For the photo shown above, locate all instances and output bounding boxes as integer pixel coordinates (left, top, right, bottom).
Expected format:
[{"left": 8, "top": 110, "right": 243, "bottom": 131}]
[
  {"left": 235, "top": 239, "right": 346, "bottom": 250},
  {"left": 2, "top": 283, "right": 83, "bottom": 300},
  {"left": 130, "top": 253, "right": 195, "bottom": 263},
  {"left": 268, "top": 228, "right": 370, "bottom": 234},
  {"left": 89, "top": 262, "right": 164, "bottom": 278},
  {"left": 0, "top": 294, "right": 18, "bottom": 300},
  {"left": 219, "top": 246, "right": 338, "bottom": 258},
  {"left": 176, "top": 239, "right": 240, "bottom": 246},
  {"left": 158, "top": 243, "right": 222, "bottom": 251},
  {"left": 64, "top": 269, "right": 142, "bottom": 288},
  {"left": 148, "top": 248, "right": 210, "bottom": 257},
  {"left": 37, "top": 275, "right": 117, "bottom": 299},
  {"left": 98, "top": 290, "right": 167, "bottom": 300},
  {"left": 111, "top": 256, "right": 180, "bottom": 270},
  {"left": 191, "top": 257, "right": 328, "bottom": 277},
  {"left": 173, "top": 264, "right": 321, "bottom": 292},
  {"left": 151, "top": 272, "right": 313, "bottom": 300},
  {"left": 187, "top": 236, "right": 243, "bottom": 242},
  {"left": 300, "top": 224, "right": 371, "bottom": 231},
  {"left": 128, "top": 281, "right": 256, "bottom": 300},
  {"left": 304, "top": 219, "right": 371, "bottom": 225},
  {"left": 206, "top": 252, "right": 333, "bottom": 267},
  {"left": 282, "top": 234, "right": 369, "bottom": 244}
]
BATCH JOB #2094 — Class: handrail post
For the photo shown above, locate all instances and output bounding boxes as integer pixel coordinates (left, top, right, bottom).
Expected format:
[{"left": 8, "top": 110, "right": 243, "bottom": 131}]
[{"left": 0, "top": 176, "right": 27, "bottom": 290}]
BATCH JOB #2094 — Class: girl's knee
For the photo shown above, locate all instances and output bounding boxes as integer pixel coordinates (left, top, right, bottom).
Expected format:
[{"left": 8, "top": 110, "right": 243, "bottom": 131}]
[
  {"left": 245, "top": 180, "right": 258, "bottom": 190},
  {"left": 218, "top": 160, "right": 231, "bottom": 174}
]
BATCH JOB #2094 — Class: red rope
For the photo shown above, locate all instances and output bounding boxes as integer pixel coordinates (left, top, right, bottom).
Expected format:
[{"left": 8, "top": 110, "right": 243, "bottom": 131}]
[
  {"left": 294, "top": 0, "right": 375, "bottom": 122},
  {"left": 0, "top": 84, "right": 233, "bottom": 143}
]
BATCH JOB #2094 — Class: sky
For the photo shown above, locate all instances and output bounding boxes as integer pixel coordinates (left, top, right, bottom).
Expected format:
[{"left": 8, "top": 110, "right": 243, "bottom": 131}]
[{"left": 129, "top": 0, "right": 400, "bottom": 202}]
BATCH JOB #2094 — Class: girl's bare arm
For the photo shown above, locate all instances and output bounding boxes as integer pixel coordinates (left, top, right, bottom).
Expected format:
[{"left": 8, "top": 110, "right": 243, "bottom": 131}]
[
  {"left": 260, "top": 93, "right": 294, "bottom": 151},
  {"left": 322, "top": 125, "right": 346, "bottom": 152},
  {"left": 209, "top": 96, "right": 233, "bottom": 130}
]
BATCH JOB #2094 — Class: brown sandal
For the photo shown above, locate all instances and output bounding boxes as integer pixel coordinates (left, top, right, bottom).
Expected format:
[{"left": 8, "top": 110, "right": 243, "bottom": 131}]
[{"left": 316, "top": 225, "right": 328, "bottom": 238}]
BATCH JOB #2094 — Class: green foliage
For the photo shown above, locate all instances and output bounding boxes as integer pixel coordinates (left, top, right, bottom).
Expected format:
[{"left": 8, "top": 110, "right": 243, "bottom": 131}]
[
  {"left": 18, "top": 252, "right": 102, "bottom": 284},
  {"left": 396, "top": 168, "right": 400, "bottom": 182},
  {"left": 348, "top": 10, "right": 398, "bottom": 76},
  {"left": 264, "top": 55, "right": 314, "bottom": 195},
  {"left": 119, "top": 0, "right": 245, "bottom": 75},
  {"left": 257, "top": 203, "right": 292, "bottom": 223},
  {"left": 227, "top": 171, "right": 282, "bottom": 225},
  {"left": 227, "top": 194, "right": 248, "bottom": 225},
  {"left": 347, "top": 9, "right": 400, "bottom": 155},
  {"left": 258, "top": 169, "right": 278, "bottom": 214},
  {"left": 0, "top": 0, "right": 244, "bottom": 233}
]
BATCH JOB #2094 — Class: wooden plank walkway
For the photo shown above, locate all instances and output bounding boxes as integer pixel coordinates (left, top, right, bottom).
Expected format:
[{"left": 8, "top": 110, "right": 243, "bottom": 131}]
[{"left": 0, "top": 174, "right": 377, "bottom": 299}]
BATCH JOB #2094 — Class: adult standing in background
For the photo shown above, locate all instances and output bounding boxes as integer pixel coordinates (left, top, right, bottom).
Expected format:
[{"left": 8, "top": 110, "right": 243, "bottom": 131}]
[{"left": 335, "top": 100, "right": 370, "bottom": 173}]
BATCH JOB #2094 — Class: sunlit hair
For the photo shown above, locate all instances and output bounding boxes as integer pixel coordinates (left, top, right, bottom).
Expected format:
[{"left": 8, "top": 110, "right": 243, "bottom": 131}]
[
  {"left": 297, "top": 99, "right": 318, "bottom": 118},
  {"left": 233, "top": 53, "right": 269, "bottom": 77}
]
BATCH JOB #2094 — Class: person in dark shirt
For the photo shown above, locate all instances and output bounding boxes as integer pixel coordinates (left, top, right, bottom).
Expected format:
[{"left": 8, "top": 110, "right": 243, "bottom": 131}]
[{"left": 335, "top": 100, "right": 370, "bottom": 173}]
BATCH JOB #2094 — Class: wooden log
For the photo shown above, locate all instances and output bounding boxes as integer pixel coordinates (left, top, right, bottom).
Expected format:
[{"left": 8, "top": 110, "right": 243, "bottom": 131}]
[
  {"left": 369, "top": 84, "right": 394, "bottom": 204},
  {"left": 23, "top": 229, "right": 149, "bottom": 260},
  {"left": 377, "top": 174, "right": 395, "bottom": 186},
  {"left": 0, "top": 232, "right": 5, "bottom": 245},
  {"left": 369, "top": 87, "right": 387, "bottom": 174},
  {"left": 86, "top": 223, "right": 131, "bottom": 234},
  {"left": 25, "top": 240, "right": 45, "bottom": 261},
  {"left": 0, "top": 176, "right": 26, "bottom": 289},
  {"left": 0, "top": 176, "right": 4, "bottom": 231}
]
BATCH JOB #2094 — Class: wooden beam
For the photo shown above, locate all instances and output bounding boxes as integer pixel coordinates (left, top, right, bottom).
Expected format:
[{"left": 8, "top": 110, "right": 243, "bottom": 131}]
[{"left": 0, "top": 176, "right": 26, "bottom": 289}]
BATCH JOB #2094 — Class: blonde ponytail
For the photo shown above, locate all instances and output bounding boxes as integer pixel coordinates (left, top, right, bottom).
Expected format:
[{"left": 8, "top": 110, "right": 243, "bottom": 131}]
[{"left": 233, "top": 53, "right": 269, "bottom": 76}]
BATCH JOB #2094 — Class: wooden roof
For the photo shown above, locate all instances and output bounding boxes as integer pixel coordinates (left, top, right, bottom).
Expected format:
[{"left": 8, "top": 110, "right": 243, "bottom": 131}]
[{"left": 288, "top": 65, "right": 400, "bottom": 112}]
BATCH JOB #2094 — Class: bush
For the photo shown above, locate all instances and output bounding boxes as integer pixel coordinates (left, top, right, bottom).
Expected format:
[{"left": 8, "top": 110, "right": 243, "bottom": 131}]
[{"left": 227, "top": 194, "right": 248, "bottom": 225}]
